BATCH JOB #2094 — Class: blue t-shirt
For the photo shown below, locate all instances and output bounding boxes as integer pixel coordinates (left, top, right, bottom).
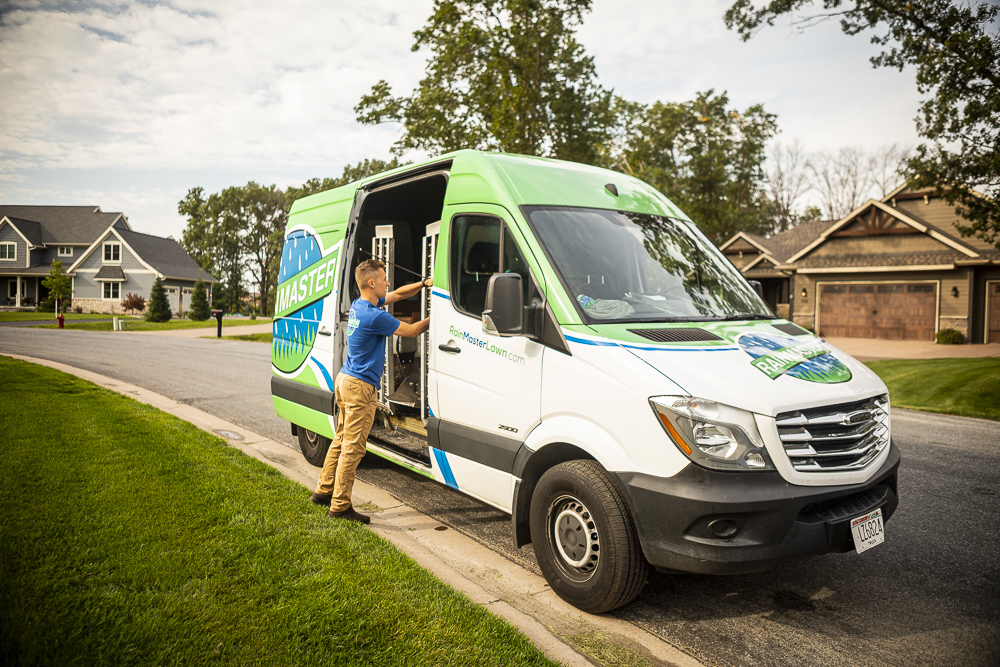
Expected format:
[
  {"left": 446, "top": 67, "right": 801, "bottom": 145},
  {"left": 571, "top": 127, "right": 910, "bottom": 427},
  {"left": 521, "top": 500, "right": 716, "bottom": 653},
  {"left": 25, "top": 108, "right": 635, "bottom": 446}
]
[{"left": 341, "top": 297, "right": 400, "bottom": 388}]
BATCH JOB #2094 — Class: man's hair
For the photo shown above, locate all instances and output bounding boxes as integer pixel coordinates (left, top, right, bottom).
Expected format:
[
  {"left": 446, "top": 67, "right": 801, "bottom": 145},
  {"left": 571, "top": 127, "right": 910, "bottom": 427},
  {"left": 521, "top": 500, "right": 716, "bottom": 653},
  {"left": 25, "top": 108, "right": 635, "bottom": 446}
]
[{"left": 355, "top": 259, "right": 386, "bottom": 290}]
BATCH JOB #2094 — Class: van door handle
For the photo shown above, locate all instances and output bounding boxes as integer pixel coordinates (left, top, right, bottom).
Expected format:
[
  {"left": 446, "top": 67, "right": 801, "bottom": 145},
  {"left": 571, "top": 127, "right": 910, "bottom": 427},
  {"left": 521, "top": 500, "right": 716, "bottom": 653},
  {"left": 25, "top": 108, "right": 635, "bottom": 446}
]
[
  {"left": 438, "top": 344, "right": 461, "bottom": 353},
  {"left": 318, "top": 328, "right": 332, "bottom": 336}
]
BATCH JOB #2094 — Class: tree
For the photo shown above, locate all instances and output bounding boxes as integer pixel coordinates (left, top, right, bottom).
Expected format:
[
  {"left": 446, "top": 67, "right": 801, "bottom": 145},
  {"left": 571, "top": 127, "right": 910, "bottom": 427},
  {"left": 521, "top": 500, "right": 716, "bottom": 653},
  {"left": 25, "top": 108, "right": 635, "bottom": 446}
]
[
  {"left": 285, "top": 159, "right": 407, "bottom": 205},
  {"left": 724, "top": 0, "right": 1000, "bottom": 247},
  {"left": 41, "top": 260, "right": 71, "bottom": 315},
  {"left": 867, "top": 142, "right": 911, "bottom": 197},
  {"left": 146, "top": 276, "right": 172, "bottom": 323},
  {"left": 615, "top": 90, "right": 778, "bottom": 244},
  {"left": 767, "top": 139, "right": 811, "bottom": 233},
  {"left": 355, "top": 0, "right": 615, "bottom": 164},
  {"left": 189, "top": 279, "right": 210, "bottom": 321},
  {"left": 808, "top": 146, "right": 872, "bottom": 220},
  {"left": 179, "top": 188, "right": 244, "bottom": 314}
]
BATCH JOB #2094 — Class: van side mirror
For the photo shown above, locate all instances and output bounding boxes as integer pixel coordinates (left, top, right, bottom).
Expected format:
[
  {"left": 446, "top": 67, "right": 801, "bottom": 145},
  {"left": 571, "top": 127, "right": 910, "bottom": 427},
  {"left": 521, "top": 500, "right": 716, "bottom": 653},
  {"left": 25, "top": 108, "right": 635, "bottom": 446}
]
[
  {"left": 483, "top": 273, "right": 523, "bottom": 336},
  {"left": 748, "top": 280, "right": 764, "bottom": 298}
]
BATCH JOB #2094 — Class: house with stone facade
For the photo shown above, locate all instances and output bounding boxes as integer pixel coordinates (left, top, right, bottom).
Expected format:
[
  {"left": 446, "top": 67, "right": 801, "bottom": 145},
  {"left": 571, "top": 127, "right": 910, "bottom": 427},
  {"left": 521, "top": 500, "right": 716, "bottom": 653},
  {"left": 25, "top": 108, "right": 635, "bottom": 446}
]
[
  {"left": 721, "top": 185, "right": 1000, "bottom": 344},
  {"left": 0, "top": 205, "right": 215, "bottom": 315}
]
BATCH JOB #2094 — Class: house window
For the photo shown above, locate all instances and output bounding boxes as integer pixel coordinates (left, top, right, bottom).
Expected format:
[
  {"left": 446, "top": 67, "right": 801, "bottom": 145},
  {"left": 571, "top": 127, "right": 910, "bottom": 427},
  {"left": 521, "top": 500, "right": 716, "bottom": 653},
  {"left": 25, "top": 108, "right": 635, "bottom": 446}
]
[
  {"left": 8, "top": 280, "right": 17, "bottom": 298},
  {"left": 0, "top": 242, "right": 15, "bottom": 260},
  {"left": 58, "top": 246, "right": 73, "bottom": 257},
  {"left": 103, "top": 282, "right": 120, "bottom": 299},
  {"left": 103, "top": 242, "right": 121, "bottom": 263}
]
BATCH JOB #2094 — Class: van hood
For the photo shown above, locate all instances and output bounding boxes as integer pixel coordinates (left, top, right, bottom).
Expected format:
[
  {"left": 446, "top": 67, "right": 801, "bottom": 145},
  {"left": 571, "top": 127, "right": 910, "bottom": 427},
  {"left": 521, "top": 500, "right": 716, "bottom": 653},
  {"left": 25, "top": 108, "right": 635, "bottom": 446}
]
[{"left": 581, "top": 321, "right": 888, "bottom": 417}]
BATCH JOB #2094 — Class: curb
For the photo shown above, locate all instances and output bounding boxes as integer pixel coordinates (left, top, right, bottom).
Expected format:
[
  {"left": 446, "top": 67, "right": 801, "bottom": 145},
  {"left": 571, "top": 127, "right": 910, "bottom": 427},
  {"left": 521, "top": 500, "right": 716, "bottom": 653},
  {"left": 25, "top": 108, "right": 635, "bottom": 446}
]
[{"left": 6, "top": 353, "right": 707, "bottom": 667}]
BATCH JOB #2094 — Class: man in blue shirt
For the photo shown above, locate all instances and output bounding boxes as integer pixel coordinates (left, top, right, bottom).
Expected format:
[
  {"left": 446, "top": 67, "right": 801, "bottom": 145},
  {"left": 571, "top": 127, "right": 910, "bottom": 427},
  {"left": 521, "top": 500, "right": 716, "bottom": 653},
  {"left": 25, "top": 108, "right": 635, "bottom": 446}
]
[{"left": 311, "top": 259, "right": 430, "bottom": 524}]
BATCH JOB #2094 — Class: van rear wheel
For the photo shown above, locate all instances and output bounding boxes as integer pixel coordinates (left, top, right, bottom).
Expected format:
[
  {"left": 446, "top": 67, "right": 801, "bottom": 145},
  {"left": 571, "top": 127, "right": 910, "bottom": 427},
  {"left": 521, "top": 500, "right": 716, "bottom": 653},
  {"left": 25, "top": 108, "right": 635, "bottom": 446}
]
[
  {"left": 297, "top": 428, "right": 331, "bottom": 467},
  {"left": 529, "top": 460, "right": 649, "bottom": 613}
]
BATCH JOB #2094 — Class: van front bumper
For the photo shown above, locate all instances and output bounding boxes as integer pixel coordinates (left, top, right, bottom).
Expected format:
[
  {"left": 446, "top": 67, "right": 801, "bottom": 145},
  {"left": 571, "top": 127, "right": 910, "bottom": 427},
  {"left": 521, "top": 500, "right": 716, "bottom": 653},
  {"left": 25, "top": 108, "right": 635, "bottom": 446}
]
[{"left": 612, "top": 442, "right": 900, "bottom": 575}]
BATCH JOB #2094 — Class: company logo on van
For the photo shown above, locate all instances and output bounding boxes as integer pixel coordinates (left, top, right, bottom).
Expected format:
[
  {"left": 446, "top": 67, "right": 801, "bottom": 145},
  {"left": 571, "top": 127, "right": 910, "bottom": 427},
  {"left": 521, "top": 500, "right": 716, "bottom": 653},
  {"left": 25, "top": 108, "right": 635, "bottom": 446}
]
[
  {"left": 272, "top": 228, "right": 341, "bottom": 374},
  {"left": 737, "top": 332, "right": 851, "bottom": 384}
]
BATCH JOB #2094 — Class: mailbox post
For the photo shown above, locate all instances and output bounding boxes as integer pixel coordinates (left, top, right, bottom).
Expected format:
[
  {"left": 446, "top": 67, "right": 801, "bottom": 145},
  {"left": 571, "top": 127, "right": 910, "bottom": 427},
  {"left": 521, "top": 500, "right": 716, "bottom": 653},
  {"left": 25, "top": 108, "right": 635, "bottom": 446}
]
[{"left": 211, "top": 309, "right": 223, "bottom": 338}]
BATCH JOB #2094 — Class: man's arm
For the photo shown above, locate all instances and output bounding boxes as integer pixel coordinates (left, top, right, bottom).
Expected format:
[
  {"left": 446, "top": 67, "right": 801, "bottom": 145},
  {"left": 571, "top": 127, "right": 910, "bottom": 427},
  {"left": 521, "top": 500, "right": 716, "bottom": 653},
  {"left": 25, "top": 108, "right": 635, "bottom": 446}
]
[
  {"left": 394, "top": 316, "right": 430, "bottom": 338},
  {"left": 385, "top": 278, "right": 433, "bottom": 305}
]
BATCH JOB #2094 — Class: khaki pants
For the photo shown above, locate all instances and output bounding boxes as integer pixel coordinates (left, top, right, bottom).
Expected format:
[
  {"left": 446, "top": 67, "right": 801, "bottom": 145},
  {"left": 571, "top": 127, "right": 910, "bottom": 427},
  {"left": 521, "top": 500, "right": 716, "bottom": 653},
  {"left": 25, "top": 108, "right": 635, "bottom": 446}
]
[{"left": 315, "top": 373, "right": 377, "bottom": 512}]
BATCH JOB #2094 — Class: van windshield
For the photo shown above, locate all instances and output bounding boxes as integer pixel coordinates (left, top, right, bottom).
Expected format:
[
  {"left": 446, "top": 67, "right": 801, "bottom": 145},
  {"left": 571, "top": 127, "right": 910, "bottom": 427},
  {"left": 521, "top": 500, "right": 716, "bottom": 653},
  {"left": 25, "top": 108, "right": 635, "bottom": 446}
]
[{"left": 523, "top": 206, "right": 772, "bottom": 323}]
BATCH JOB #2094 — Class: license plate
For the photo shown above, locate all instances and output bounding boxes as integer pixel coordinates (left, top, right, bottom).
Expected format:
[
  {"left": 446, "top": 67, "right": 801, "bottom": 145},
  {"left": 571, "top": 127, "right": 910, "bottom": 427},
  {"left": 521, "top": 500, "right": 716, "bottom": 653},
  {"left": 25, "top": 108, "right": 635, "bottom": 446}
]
[{"left": 850, "top": 507, "right": 884, "bottom": 554}]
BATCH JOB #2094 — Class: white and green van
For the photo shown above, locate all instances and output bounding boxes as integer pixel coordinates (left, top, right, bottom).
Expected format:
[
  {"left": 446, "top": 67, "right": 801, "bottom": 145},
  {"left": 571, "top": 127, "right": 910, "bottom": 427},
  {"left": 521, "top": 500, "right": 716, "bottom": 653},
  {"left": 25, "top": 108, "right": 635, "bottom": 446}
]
[{"left": 271, "top": 150, "right": 899, "bottom": 613}]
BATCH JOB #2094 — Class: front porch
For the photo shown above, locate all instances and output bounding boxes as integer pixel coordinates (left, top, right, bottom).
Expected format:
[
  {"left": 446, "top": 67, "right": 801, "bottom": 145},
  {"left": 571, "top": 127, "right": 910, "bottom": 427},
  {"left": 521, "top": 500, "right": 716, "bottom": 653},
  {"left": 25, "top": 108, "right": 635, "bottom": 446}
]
[{"left": 2, "top": 271, "right": 52, "bottom": 308}]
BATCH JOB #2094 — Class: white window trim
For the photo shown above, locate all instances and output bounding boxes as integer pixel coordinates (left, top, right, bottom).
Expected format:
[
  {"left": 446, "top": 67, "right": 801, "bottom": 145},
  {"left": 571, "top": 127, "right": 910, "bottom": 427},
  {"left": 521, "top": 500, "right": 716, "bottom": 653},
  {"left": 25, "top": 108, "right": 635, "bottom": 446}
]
[
  {"left": 102, "top": 282, "right": 121, "bottom": 300},
  {"left": 103, "top": 242, "right": 122, "bottom": 265},
  {"left": 58, "top": 246, "right": 73, "bottom": 257},
  {"left": 0, "top": 242, "right": 16, "bottom": 261}
]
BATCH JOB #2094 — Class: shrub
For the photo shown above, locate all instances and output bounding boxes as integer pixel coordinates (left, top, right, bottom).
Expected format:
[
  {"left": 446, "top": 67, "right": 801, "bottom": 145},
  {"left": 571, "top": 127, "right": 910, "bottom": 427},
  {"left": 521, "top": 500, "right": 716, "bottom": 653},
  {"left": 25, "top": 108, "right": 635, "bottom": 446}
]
[
  {"left": 121, "top": 292, "right": 146, "bottom": 315},
  {"left": 145, "top": 277, "right": 172, "bottom": 323},
  {"left": 73, "top": 305, "right": 83, "bottom": 314},
  {"left": 935, "top": 328, "right": 965, "bottom": 345},
  {"left": 37, "top": 297, "right": 55, "bottom": 313},
  {"left": 188, "top": 279, "right": 210, "bottom": 321}
]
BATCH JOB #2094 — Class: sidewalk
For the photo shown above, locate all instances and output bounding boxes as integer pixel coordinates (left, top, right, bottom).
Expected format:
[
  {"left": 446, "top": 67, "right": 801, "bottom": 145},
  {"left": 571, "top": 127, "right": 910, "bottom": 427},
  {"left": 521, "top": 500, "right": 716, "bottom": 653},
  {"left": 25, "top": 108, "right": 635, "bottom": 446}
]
[
  {"left": 6, "top": 353, "right": 704, "bottom": 667},
  {"left": 825, "top": 337, "right": 1000, "bottom": 362}
]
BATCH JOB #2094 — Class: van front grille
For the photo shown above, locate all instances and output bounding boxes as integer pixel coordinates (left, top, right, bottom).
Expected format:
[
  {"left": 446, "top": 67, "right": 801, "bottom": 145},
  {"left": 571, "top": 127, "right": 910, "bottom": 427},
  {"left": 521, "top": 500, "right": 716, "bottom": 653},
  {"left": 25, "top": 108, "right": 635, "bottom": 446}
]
[{"left": 775, "top": 394, "right": 890, "bottom": 472}]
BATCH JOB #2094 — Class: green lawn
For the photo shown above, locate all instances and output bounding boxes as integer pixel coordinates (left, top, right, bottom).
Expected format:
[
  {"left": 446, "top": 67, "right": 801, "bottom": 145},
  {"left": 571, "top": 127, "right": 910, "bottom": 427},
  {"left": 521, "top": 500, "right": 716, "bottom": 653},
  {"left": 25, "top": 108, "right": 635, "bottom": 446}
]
[
  {"left": 0, "top": 312, "right": 112, "bottom": 322},
  {"left": 865, "top": 358, "right": 1000, "bottom": 421},
  {"left": 0, "top": 357, "right": 554, "bottom": 667},
  {"left": 214, "top": 332, "right": 273, "bottom": 343},
  {"left": 34, "top": 317, "right": 271, "bottom": 332}
]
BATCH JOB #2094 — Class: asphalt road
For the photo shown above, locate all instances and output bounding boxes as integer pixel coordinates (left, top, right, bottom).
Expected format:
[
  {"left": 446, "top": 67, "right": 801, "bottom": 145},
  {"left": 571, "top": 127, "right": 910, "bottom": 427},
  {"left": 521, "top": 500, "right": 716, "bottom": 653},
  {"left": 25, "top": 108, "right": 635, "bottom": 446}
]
[{"left": 2, "top": 328, "right": 997, "bottom": 667}]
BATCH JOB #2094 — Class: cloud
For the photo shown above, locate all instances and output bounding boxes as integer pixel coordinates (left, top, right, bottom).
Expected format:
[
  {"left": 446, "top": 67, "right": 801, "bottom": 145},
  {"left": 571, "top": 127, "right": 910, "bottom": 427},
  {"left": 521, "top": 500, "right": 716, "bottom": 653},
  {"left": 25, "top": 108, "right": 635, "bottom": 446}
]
[{"left": 0, "top": 0, "right": 432, "bottom": 172}]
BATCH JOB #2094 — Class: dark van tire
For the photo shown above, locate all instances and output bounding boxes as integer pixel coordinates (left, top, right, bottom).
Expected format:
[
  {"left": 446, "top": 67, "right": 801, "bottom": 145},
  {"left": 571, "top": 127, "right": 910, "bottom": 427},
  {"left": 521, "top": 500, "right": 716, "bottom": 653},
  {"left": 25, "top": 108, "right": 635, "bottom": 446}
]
[
  {"left": 529, "top": 460, "right": 649, "bottom": 613},
  {"left": 297, "top": 428, "right": 331, "bottom": 467}
]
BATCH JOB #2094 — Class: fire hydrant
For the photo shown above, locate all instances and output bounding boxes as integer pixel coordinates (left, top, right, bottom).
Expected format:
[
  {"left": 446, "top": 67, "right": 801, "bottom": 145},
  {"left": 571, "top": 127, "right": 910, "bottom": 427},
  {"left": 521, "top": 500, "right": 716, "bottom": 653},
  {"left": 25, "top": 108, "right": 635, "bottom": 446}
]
[{"left": 57, "top": 314, "right": 65, "bottom": 329}]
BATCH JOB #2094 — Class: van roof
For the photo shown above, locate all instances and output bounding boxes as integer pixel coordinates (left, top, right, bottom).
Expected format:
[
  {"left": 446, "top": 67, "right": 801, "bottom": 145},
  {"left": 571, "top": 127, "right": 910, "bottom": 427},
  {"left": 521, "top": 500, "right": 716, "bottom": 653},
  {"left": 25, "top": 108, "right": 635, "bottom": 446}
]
[{"left": 289, "top": 150, "right": 690, "bottom": 221}]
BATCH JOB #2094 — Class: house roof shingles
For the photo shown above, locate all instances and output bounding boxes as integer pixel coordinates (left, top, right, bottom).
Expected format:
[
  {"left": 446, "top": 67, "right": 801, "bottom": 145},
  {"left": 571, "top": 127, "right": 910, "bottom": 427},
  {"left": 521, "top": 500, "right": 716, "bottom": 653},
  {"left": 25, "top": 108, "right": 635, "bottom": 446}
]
[
  {"left": 117, "top": 229, "right": 216, "bottom": 282},
  {"left": 790, "top": 250, "right": 990, "bottom": 270},
  {"left": 0, "top": 206, "right": 126, "bottom": 245},
  {"left": 94, "top": 265, "right": 126, "bottom": 281}
]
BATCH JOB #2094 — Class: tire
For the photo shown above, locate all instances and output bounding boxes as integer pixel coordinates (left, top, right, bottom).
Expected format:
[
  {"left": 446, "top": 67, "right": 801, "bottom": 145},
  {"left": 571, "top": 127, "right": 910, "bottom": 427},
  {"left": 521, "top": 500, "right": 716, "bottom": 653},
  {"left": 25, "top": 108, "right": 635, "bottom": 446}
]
[
  {"left": 297, "top": 428, "right": 331, "bottom": 467},
  {"left": 529, "top": 460, "right": 650, "bottom": 613}
]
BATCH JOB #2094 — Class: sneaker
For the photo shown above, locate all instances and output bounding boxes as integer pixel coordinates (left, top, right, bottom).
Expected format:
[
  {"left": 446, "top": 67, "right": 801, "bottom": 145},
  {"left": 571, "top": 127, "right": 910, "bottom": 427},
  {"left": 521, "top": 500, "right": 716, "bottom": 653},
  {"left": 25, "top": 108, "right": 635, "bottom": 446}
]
[
  {"left": 328, "top": 506, "right": 371, "bottom": 525},
  {"left": 310, "top": 492, "right": 332, "bottom": 506}
]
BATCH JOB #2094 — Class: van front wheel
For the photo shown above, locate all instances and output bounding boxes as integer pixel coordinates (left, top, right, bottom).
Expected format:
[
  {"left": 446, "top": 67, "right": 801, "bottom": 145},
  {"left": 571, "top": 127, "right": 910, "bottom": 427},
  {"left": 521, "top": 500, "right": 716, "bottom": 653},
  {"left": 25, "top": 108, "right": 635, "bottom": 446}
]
[
  {"left": 297, "top": 428, "right": 331, "bottom": 467},
  {"left": 529, "top": 460, "right": 649, "bottom": 613}
]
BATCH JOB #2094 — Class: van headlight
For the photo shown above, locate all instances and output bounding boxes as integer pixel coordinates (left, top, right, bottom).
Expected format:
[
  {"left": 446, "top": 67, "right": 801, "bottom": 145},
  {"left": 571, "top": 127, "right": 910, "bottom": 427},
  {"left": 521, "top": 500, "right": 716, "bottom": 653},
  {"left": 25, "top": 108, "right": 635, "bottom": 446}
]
[{"left": 649, "top": 396, "right": 774, "bottom": 471}]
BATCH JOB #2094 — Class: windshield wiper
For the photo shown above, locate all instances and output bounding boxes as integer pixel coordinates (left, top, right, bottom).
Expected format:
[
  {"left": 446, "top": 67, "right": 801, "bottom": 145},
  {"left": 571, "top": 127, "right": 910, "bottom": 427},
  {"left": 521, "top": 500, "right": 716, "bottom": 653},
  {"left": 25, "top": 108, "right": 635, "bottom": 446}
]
[{"left": 714, "top": 313, "right": 774, "bottom": 321}]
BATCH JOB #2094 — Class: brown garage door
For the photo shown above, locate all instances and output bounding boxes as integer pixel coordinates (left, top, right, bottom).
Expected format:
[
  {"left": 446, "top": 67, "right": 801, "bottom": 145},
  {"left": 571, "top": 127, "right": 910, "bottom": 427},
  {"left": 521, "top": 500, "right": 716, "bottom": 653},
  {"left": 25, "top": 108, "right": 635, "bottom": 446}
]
[
  {"left": 989, "top": 283, "right": 1000, "bottom": 344},
  {"left": 819, "top": 283, "right": 936, "bottom": 340}
]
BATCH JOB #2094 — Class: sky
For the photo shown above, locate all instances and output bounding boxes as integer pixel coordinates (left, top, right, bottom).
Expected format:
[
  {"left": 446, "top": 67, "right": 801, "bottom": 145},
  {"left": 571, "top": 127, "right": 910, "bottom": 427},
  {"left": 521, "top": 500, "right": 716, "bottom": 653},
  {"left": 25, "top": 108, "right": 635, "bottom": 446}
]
[{"left": 0, "top": 0, "right": 924, "bottom": 240}]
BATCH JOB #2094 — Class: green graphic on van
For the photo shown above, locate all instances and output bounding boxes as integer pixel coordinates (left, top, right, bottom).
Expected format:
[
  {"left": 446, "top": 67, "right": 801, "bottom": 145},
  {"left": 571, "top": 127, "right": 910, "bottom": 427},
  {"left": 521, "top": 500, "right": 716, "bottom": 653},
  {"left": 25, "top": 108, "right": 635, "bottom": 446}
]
[
  {"left": 272, "top": 230, "right": 339, "bottom": 374},
  {"left": 738, "top": 332, "right": 851, "bottom": 383}
]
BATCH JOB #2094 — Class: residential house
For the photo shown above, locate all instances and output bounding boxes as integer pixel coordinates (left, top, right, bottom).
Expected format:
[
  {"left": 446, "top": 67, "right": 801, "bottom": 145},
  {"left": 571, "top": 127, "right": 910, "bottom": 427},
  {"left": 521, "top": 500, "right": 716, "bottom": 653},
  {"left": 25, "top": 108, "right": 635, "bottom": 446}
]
[
  {"left": 0, "top": 205, "right": 216, "bottom": 315},
  {"left": 721, "top": 185, "right": 1000, "bottom": 343}
]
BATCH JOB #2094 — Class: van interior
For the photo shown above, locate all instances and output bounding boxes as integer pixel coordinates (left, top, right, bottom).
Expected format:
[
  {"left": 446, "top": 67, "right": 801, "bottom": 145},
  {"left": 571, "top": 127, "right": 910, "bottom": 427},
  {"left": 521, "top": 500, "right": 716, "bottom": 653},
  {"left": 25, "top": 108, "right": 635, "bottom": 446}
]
[{"left": 342, "top": 169, "right": 450, "bottom": 465}]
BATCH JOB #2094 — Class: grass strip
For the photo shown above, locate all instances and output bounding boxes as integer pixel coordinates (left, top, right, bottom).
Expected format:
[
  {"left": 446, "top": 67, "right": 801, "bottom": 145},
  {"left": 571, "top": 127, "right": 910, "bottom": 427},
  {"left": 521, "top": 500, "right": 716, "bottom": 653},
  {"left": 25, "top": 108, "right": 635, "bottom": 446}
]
[
  {"left": 211, "top": 333, "right": 273, "bottom": 343},
  {"left": 34, "top": 318, "right": 271, "bottom": 332},
  {"left": 0, "top": 312, "right": 112, "bottom": 322},
  {"left": 865, "top": 358, "right": 1000, "bottom": 421},
  {"left": 0, "top": 357, "right": 556, "bottom": 667}
]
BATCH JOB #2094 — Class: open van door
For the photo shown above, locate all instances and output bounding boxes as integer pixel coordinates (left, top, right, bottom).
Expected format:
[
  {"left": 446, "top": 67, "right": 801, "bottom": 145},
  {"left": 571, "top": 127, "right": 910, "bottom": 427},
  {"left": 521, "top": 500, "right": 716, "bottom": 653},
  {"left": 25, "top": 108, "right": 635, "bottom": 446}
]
[{"left": 430, "top": 204, "right": 544, "bottom": 509}]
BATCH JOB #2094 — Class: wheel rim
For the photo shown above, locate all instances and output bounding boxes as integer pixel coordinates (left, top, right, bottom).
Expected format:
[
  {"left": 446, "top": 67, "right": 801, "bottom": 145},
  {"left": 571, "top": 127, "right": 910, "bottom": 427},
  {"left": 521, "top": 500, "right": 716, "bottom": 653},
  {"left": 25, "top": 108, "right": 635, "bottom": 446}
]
[
  {"left": 547, "top": 494, "right": 600, "bottom": 581},
  {"left": 302, "top": 430, "right": 319, "bottom": 454}
]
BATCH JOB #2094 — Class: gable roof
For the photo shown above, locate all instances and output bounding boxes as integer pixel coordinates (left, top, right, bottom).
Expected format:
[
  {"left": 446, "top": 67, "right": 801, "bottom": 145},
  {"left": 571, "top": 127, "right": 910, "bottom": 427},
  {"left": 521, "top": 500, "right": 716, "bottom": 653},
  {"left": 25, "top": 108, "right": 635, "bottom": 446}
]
[
  {"left": 785, "top": 199, "right": 981, "bottom": 264},
  {"left": 116, "top": 228, "right": 216, "bottom": 282},
  {"left": 720, "top": 218, "right": 833, "bottom": 268},
  {"left": 2, "top": 216, "right": 44, "bottom": 247},
  {"left": 0, "top": 206, "right": 128, "bottom": 245}
]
